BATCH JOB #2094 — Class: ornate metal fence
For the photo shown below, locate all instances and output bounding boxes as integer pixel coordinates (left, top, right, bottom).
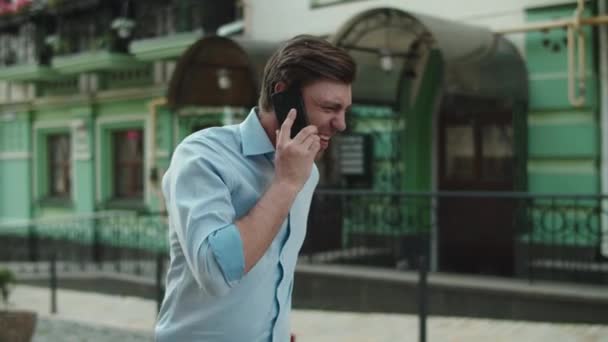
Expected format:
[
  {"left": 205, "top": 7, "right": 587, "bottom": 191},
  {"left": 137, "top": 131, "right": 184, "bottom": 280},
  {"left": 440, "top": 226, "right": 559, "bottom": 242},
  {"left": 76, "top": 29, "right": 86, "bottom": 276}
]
[
  {"left": 303, "top": 190, "right": 608, "bottom": 284},
  {"left": 1, "top": 191, "right": 607, "bottom": 285},
  {"left": 0, "top": 211, "right": 168, "bottom": 277}
]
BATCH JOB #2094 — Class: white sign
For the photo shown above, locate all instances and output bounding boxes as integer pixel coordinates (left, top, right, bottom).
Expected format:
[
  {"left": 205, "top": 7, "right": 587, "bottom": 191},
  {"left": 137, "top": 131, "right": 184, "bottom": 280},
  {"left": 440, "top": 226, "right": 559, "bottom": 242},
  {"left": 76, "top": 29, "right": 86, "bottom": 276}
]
[{"left": 71, "top": 119, "right": 91, "bottom": 161}]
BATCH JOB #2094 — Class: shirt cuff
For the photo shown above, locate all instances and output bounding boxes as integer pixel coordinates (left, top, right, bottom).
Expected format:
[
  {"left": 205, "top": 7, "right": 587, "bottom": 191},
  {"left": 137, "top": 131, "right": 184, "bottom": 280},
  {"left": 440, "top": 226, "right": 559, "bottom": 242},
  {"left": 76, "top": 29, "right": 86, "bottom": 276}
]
[{"left": 208, "top": 224, "right": 245, "bottom": 284}]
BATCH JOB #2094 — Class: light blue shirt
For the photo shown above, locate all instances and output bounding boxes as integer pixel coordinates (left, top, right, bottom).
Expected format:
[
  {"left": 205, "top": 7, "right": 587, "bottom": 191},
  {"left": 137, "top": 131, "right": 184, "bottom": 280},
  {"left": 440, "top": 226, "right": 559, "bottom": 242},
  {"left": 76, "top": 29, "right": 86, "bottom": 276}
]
[{"left": 155, "top": 108, "right": 319, "bottom": 342}]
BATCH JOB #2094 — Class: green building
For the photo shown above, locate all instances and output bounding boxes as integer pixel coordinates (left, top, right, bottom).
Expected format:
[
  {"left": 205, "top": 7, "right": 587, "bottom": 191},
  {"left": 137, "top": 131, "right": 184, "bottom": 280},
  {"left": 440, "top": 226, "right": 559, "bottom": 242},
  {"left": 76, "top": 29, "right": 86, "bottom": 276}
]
[{"left": 0, "top": 1, "right": 605, "bottom": 279}]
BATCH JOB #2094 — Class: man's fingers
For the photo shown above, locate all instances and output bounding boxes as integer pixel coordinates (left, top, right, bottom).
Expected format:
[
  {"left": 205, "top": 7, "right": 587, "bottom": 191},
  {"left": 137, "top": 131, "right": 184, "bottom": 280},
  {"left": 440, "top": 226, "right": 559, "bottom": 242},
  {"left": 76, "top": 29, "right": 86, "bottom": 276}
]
[
  {"left": 301, "top": 134, "right": 320, "bottom": 150},
  {"left": 293, "top": 125, "right": 318, "bottom": 144},
  {"left": 278, "top": 109, "right": 296, "bottom": 143},
  {"left": 309, "top": 140, "right": 321, "bottom": 155}
]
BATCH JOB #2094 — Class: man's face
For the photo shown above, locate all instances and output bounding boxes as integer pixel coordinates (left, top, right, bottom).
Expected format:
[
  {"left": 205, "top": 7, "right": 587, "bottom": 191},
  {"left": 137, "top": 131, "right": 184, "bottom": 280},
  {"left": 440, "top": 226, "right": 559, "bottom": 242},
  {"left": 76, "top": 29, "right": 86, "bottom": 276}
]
[{"left": 301, "top": 79, "right": 352, "bottom": 154}]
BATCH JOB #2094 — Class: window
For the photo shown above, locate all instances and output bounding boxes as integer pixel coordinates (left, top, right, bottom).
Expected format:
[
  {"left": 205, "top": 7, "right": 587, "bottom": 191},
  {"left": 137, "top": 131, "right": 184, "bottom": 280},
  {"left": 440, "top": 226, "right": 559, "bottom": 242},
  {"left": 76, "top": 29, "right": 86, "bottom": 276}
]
[
  {"left": 48, "top": 134, "right": 71, "bottom": 198},
  {"left": 481, "top": 124, "right": 513, "bottom": 181},
  {"left": 444, "top": 125, "right": 475, "bottom": 180},
  {"left": 112, "top": 129, "right": 144, "bottom": 199}
]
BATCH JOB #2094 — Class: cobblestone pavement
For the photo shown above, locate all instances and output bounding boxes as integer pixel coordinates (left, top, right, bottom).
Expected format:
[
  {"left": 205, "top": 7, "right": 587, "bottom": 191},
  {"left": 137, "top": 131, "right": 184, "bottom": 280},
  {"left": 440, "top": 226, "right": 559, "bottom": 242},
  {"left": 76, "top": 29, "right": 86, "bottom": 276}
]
[
  {"left": 8, "top": 285, "right": 608, "bottom": 342},
  {"left": 33, "top": 318, "right": 152, "bottom": 342}
]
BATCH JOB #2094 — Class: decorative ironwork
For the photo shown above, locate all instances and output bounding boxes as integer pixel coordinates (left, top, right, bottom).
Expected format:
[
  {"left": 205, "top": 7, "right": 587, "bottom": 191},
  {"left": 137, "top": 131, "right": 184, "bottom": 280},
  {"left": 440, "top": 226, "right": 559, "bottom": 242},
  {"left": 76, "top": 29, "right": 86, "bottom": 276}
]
[
  {"left": 336, "top": 9, "right": 432, "bottom": 56},
  {"left": 304, "top": 190, "right": 608, "bottom": 284},
  {"left": 132, "top": 0, "right": 205, "bottom": 40},
  {"left": 0, "top": 22, "right": 37, "bottom": 66},
  {"left": 54, "top": 6, "right": 114, "bottom": 55},
  {"left": 1, "top": 192, "right": 606, "bottom": 285}
]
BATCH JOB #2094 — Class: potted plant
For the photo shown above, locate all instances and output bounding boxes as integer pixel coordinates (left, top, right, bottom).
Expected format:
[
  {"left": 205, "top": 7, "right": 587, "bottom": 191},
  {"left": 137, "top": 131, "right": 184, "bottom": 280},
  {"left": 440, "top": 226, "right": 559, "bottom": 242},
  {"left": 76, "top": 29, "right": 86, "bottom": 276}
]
[
  {"left": 0, "top": 268, "right": 37, "bottom": 342},
  {"left": 0, "top": 268, "right": 16, "bottom": 304}
]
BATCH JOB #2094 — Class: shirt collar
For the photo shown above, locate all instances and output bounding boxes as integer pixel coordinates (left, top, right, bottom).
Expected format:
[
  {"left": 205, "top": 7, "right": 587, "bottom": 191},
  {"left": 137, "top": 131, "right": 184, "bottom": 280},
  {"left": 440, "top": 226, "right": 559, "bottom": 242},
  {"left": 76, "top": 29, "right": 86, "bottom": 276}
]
[{"left": 239, "top": 107, "right": 275, "bottom": 156}]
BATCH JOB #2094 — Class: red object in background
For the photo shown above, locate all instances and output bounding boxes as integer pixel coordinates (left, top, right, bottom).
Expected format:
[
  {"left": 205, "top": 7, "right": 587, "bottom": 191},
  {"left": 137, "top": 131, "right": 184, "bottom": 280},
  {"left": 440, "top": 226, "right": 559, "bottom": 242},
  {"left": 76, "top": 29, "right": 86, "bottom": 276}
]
[
  {"left": 291, "top": 334, "right": 296, "bottom": 342},
  {"left": 126, "top": 130, "right": 141, "bottom": 141},
  {"left": 14, "top": 0, "right": 32, "bottom": 10},
  {"left": 0, "top": 0, "right": 15, "bottom": 15},
  {"left": 0, "top": 0, "right": 31, "bottom": 14}
]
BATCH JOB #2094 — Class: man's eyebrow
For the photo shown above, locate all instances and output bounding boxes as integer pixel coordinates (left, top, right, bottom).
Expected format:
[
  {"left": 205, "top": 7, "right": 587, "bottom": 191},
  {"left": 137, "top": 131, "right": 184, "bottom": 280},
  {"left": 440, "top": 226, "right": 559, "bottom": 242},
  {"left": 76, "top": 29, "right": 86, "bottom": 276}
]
[{"left": 317, "top": 99, "right": 346, "bottom": 109}]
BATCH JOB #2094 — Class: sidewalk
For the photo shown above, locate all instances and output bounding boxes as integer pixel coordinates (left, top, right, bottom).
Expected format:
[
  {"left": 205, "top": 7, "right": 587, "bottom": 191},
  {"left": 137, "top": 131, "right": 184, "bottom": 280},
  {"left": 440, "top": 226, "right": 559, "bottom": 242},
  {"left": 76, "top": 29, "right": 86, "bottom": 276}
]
[{"left": 8, "top": 285, "right": 608, "bottom": 342}]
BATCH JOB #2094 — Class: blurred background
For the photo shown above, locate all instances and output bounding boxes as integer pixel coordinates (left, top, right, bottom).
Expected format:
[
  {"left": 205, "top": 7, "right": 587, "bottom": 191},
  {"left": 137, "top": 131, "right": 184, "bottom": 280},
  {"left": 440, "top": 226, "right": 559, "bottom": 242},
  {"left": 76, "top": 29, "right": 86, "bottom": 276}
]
[{"left": 0, "top": 0, "right": 607, "bottom": 341}]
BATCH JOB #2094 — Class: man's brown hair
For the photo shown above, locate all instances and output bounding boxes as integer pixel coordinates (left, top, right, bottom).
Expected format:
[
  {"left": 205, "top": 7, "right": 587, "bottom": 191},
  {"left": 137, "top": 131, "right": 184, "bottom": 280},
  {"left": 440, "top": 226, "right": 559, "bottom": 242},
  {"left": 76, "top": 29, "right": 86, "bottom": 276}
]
[{"left": 259, "top": 35, "right": 356, "bottom": 112}]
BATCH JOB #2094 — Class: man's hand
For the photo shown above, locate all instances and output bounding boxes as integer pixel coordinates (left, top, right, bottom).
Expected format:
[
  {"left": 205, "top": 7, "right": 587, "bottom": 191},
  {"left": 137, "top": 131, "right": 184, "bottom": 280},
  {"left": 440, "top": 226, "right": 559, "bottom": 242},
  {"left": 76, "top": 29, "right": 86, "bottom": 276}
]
[
  {"left": 274, "top": 109, "right": 320, "bottom": 191},
  {"left": 236, "top": 109, "right": 319, "bottom": 273}
]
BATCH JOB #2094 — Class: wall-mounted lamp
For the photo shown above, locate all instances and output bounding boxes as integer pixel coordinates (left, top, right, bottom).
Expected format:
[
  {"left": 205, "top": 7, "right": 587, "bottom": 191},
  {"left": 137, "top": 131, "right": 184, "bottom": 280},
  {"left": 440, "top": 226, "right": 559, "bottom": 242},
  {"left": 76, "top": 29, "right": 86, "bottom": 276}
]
[
  {"left": 379, "top": 49, "right": 393, "bottom": 72},
  {"left": 217, "top": 68, "right": 232, "bottom": 90},
  {"left": 111, "top": 18, "right": 135, "bottom": 39}
]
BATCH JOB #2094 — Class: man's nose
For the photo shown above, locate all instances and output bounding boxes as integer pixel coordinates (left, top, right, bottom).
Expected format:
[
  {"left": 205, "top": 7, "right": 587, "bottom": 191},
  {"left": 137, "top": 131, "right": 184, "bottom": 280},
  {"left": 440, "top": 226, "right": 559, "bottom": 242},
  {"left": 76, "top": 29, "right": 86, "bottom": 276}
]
[{"left": 333, "top": 112, "right": 347, "bottom": 132}]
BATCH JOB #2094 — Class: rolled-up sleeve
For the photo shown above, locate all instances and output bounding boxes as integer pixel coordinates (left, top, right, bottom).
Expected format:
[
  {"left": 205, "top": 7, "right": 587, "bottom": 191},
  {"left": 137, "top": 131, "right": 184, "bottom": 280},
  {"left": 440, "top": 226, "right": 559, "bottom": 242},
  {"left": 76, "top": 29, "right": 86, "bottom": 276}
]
[{"left": 162, "top": 139, "right": 245, "bottom": 297}]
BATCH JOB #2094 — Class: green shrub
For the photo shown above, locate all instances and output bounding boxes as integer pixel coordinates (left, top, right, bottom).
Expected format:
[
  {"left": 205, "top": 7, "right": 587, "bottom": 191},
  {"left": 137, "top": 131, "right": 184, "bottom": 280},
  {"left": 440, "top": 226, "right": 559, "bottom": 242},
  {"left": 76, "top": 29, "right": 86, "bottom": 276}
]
[{"left": 0, "top": 268, "right": 16, "bottom": 306}]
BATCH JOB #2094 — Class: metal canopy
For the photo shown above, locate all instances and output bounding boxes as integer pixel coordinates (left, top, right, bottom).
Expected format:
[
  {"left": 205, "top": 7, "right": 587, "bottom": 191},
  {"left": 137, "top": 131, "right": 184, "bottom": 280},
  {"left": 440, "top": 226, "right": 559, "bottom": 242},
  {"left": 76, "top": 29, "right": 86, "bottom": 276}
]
[
  {"left": 331, "top": 8, "right": 528, "bottom": 108},
  {"left": 168, "top": 35, "right": 278, "bottom": 109}
]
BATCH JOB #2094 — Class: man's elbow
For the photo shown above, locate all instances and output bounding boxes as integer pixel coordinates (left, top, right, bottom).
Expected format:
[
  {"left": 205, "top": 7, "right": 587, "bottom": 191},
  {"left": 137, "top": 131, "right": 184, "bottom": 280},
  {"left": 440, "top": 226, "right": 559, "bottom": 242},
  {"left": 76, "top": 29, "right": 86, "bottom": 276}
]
[{"left": 194, "top": 238, "right": 244, "bottom": 298}]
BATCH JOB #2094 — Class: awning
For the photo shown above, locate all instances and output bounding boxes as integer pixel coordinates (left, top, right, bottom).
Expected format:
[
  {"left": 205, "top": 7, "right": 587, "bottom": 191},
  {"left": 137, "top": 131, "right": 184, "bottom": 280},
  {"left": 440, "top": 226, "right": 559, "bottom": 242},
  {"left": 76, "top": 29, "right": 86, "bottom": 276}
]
[
  {"left": 330, "top": 7, "right": 528, "bottom": 108},
  {"left": 168, "top": 35, "right": 278, "bottom": 109}
]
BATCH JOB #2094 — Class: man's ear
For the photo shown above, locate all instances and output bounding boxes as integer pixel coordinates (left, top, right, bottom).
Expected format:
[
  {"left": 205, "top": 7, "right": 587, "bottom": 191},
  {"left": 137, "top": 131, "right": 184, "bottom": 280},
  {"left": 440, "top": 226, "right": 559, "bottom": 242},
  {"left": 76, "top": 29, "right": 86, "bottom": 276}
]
[{"left": 273, "top": 82, "right": 287, "bottom": 94}]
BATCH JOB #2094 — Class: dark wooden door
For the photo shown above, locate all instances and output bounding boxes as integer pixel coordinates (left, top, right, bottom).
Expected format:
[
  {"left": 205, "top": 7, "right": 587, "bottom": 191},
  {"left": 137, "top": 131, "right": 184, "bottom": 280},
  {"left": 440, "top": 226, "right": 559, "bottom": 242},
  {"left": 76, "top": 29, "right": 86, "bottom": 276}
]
[{"left": 438, "top": 108, "right": 516, "bottom": 276}]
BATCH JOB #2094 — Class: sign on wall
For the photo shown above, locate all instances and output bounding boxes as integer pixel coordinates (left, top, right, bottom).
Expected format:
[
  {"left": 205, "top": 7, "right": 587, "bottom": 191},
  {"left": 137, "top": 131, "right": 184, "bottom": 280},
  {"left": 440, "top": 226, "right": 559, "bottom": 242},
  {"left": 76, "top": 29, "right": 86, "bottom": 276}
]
[{"left": 71, "top": 119, "right": 91, "bottom": 161}]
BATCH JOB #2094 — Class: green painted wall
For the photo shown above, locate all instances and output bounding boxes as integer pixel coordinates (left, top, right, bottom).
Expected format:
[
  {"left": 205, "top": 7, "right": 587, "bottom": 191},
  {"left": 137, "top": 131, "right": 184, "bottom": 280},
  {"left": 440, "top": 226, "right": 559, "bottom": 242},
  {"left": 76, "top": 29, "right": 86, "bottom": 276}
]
[
  {"left": 526, "top": 4, "right": 600, "bottom": 194},
  {"left": 73, "top": 112, "right": 95, "bottom": 214},
  {"left": 0, "top": 159, "right": 31, "bottom": 220},
  {"left": 0, "top": 112, "right": 32, "bottom": 221},
  {"left": 523, "top": 4, "right": 601, "bottom": 248},
  {"left": 97, "top": 98, "right": 150, "bottom": 117}
]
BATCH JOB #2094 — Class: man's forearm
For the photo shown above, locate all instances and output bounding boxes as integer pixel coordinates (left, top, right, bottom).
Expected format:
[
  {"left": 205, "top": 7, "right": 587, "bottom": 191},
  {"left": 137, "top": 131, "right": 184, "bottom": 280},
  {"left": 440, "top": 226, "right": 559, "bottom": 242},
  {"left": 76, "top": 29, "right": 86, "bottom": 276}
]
[{"left": 236, "top": 180, "right": 300, "bottom": 273}]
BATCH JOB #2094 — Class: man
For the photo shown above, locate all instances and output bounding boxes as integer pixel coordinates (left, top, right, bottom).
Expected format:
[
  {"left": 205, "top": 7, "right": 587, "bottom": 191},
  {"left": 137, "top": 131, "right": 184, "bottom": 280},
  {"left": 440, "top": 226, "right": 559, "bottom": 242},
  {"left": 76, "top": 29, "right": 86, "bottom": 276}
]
[{"left": 155, "top": 35, "right": 356, "bottom": 341}]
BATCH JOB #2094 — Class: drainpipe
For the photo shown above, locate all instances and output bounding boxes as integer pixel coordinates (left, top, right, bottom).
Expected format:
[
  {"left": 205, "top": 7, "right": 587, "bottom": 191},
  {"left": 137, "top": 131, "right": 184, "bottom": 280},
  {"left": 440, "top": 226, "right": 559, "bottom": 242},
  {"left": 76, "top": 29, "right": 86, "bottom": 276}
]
[
  {"left": 567, "top": 0, "right": 586, "bottom": 107},
  {"left": 599, "top": 0, "right": 608, "bottom": 257},
  {"left": 497, "top": 0, "right": 599, "bottom": 107},
  {"left": 148, "top": 97, "right": 167, "bottom": 214}
]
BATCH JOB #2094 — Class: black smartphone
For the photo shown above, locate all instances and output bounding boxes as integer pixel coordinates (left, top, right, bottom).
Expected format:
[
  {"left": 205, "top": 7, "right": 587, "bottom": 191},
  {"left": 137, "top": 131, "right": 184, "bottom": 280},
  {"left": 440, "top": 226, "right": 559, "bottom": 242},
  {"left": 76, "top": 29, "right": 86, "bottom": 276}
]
[{"left": 271, "top": 87, "right": 309, "bottom": 139}]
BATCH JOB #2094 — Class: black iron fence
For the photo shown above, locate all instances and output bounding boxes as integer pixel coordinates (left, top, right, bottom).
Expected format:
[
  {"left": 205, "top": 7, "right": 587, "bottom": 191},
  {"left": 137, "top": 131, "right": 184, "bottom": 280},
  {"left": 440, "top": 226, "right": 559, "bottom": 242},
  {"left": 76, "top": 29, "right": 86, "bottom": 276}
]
[
  {"left": 303, "top": 190, "right": 608, "bottom": 284},
  {"left": 0, "top": 210, "right": 169, "bottom": 310},
  {"left": 0, "top": 211, "right": 166, "bottom": 263},
  {"left": 0, "top": 191, "right": 607, "bottom": 293}
]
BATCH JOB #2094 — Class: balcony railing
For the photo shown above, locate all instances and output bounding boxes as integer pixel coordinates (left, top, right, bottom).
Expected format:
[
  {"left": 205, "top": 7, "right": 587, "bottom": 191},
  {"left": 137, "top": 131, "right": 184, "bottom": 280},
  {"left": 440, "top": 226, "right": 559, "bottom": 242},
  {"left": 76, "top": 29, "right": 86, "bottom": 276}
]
[
  {"left": 132, "top": 0, "right": 205, "bottom": 40},
  {"left": 0, "top": 23, "right": 38, "bottom": 67}
]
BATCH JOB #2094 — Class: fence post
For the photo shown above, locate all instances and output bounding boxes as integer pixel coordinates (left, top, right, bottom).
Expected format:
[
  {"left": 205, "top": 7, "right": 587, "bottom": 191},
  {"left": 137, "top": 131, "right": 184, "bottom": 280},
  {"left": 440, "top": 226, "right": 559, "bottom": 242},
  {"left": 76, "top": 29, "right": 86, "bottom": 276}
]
[
  {"left": 418, "top": 255, "right": 428, "bottom": 342},
  {"left": 92, "top": 223, "right": 102, "bottom": 267},
  {"left": 50, "top": 253, "right": 57, "bottom": 314},
  {"left": 27, "top": 223, "right": 38, "bottom": 262},
  {"left": 155, "top": 253, "right": 165, "bottom": 313}
]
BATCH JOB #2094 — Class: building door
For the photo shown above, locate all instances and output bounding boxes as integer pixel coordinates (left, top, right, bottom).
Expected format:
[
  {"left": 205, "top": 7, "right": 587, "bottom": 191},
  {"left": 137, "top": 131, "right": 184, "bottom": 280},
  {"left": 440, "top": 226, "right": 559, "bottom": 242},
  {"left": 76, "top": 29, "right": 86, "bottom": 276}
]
[{"left": 438, "top": 104, "right": 516, "bottom": 276}]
